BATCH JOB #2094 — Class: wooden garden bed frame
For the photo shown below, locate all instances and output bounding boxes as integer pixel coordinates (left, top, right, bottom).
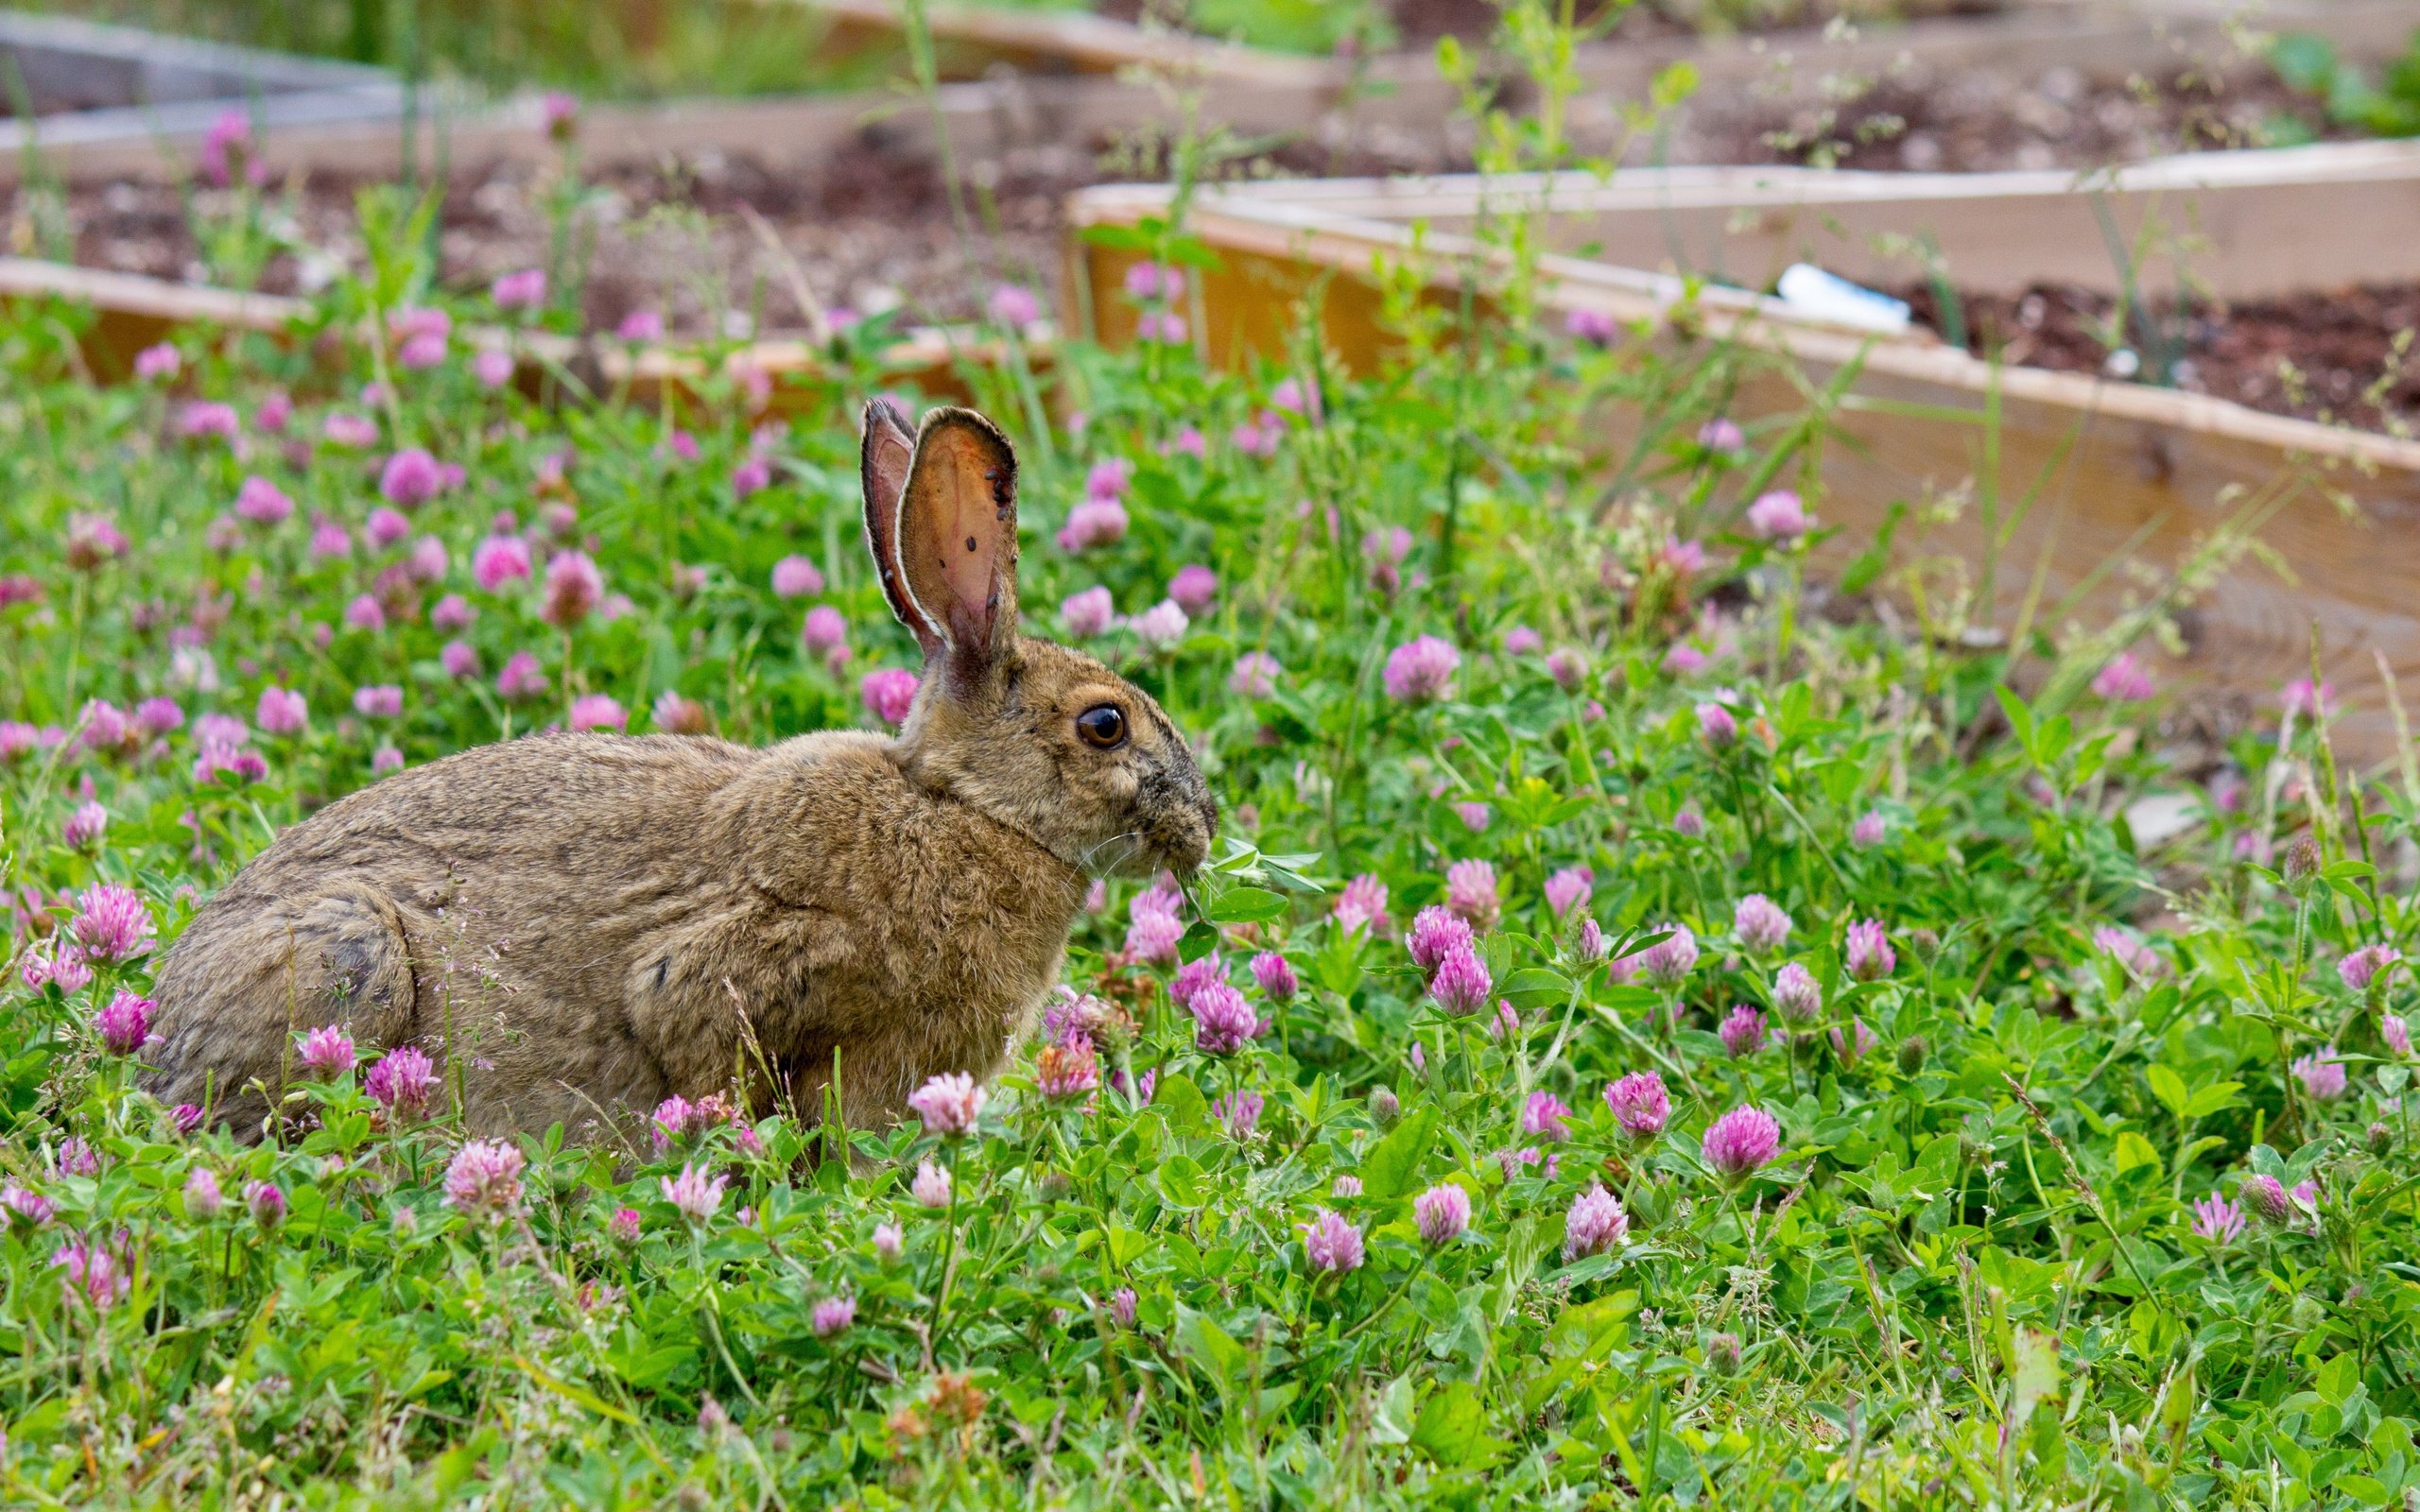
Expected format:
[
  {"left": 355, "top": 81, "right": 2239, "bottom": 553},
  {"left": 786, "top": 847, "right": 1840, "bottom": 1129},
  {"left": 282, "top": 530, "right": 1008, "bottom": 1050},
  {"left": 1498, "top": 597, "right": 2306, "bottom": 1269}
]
[
  {"left": 801, "top": 0, "right": 1328, "bottom": 81},
  {"left": 1063, "top": 174, "right": 2420, "bottom": 763},
  {"left": 0, "top": 256, "right": 1032, "bottom": 408},
  {"left": 1158, "top": 140, "right": 2420, "bottom": 301}
]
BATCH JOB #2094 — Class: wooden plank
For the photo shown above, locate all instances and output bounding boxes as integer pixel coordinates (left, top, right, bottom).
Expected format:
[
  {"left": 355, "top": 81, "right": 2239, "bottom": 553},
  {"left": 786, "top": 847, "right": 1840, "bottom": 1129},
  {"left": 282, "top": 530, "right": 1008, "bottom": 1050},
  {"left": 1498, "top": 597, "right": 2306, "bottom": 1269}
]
[
  {"left": 1064, "top": 186, "right": 2420, "bottom": 762},
  {"left": 0, "top": 256, "right": 1032, "bottom": 403},
  {"left": 1162, "top": 142, "right": 2420, "bottom": 300},
  {"left": 1527, "top": 0, "right": 2420, "bottom": 101},
  {"left": 796, "top": 0, "right": 1328, "bottom": 82}
]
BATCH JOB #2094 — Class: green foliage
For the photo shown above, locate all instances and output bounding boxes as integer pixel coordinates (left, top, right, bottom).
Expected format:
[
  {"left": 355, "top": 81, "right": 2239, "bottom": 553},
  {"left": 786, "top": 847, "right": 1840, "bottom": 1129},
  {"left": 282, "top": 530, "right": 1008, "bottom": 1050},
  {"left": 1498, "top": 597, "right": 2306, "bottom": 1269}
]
[{"left": 2270, "top": 27, "right": 2420, "bottom": 139}]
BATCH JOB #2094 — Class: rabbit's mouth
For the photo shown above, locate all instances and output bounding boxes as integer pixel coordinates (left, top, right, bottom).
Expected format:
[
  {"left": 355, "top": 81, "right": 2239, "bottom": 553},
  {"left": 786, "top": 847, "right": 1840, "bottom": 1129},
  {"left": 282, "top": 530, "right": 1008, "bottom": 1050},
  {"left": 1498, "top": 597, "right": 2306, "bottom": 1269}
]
[
  {"left": 1080, "top": 800, "right": 1213, "bottom": 878},
  {"left": 1146, "top": 793, "right": 1218, "bottom": 876}
]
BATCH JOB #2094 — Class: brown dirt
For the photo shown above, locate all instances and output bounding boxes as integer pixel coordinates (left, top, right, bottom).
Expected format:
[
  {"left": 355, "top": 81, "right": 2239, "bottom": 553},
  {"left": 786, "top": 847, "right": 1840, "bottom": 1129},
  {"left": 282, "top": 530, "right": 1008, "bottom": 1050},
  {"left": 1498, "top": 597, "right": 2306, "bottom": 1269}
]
[
  {"left": 1898, "top": 281, "right": 2420, "bottom": 433},
  {"left": 32, "top": 141, "right": 1082, "bottom": 335},
  {"left": 1668, "top": 60, "right": 2336, "bottom": 173}
]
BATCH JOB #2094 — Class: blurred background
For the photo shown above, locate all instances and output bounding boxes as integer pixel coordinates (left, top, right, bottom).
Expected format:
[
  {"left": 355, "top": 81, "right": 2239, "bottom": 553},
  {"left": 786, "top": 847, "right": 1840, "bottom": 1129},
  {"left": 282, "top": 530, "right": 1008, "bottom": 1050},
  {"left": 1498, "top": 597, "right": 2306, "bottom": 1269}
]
[{"left": 3, "top": 0, "right": 2412, "bottom": 428}]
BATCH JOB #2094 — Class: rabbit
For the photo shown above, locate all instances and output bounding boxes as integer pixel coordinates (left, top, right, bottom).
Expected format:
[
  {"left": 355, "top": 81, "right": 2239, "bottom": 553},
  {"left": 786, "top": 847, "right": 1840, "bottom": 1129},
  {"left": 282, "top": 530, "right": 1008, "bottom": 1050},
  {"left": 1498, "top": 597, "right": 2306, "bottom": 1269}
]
[{"left": 144, "top": 401, "right": 1217, "bottom": 1141}]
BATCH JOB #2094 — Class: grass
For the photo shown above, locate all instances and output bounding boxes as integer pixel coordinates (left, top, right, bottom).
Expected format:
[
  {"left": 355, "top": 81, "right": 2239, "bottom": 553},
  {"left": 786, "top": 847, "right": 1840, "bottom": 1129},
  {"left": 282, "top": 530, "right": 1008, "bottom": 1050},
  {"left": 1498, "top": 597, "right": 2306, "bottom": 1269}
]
[{"left": 1, "top": 3, "right": 2418, "bottom": 1507}]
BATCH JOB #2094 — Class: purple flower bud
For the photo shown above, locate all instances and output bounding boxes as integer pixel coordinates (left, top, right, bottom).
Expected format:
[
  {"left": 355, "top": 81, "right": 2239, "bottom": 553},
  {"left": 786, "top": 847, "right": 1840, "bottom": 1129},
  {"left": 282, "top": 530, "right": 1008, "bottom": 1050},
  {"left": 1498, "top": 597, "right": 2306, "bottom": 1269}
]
[
  {"left": 811, "top": 1296, "right": 857, "bottom": 1338},
  {"left": 1250, "top": 951, "right": 1298, "bottom": 1002},
  {"left": 907, "top": 1073, "right": 985, "bottom": 1137},
  {"left": 1521, "top": 1091, "right": 1572, "bottom": 1142},
  {"left": 1733, "top": 893, "right": 1791, "bottom": 952},
  {"left": 1444, "top": 859, "right": 1500, "bottom": 930},
  {"left": 2189, "top": 1193, "right": 2246, "bottom": 1246},
  {"left": 1413, "top": 1182, "right": 1471, "bottom": 1246},
  {"left": 2341, "top": 945, "right": 2402, "bottom": 993},
  {"left": 1719, "top": 1005, "right": 1767, "bottom": 1058},
  {"left": 245, "top": 1179, "right": 287, "bottom": 1228},
  {"left": 184, "top": 1166, "right": 225, "bottom": 1219},
  {"left": 1697, "top": 701, "right": 1737, "bottom": 748},
  {"left": 1427, "top": 945, "right": 1492, "bottom": 1016},
  {"left": 1701, "top": 1106, "right": 1782, "bottom": 1183},
  {"left": 1408, "top": 906, "right": 1476, "bottom": 974},
  {"left": 2292, "top": 1049, "right": 2347, "bottom": 1101},
  {"left": 95, "top": 988, "right": 154, "bottom": 1056},
  {"left": 1563, "top": 1185, "right": 1627, "bottom": 1261},
  {"left": 296, "top": 1024, "right": 356, "bottom": 1079},
  {"left": 1301, "top": 1208, "right": 1364, "bottom": 1274},
  {"left": 1604, "top": 1071, "right": 1669, "bottom": 1141},
  {"left": 1382, "top": 636, "right": 1459, "bottom": 703},
  {"left": 1844, "top": 919, "right": 1894, "bottom": 982},
  {"left": 1191, "top": 983, "right": 1261, "bottom": 1055},
  {"left": 1772, "top": 961, "right": 1822, "bottom": 1021},
  {"left": 1544, "top": 866, "right": 1594, "bottom": 919}
]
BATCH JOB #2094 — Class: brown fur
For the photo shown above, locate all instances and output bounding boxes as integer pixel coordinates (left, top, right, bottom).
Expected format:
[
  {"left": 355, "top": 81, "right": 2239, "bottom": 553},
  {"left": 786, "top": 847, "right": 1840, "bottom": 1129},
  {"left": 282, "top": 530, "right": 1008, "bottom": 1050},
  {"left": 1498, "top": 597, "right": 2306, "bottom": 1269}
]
[{"left": 145, "top": 403, "right": 1215, "bottom": 1139}]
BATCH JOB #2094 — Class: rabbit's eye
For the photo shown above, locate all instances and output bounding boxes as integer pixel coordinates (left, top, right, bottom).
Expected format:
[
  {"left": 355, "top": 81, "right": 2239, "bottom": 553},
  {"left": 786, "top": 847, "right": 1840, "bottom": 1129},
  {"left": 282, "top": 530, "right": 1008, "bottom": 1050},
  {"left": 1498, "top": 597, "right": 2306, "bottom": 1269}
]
[{"left": 1077, "top": 704, "right": 1128, "bottom": 750}]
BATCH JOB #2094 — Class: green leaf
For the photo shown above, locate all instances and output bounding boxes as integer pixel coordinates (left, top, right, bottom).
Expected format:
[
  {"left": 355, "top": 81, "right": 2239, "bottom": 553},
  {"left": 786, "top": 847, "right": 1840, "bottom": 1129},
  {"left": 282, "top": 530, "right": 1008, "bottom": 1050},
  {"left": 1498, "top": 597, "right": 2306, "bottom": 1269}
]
[
  {"left": 1412, "top": 1381, "right": 1499, "bottom": 1468},
  {"left": 1105, "top": 1223, "right": 1148, "bottom": 1269},
  {"left": 1426, "top": 1283, "right": 1491, "bottom": 1367},
  {"left": 2315, "top": 1350, "right": 2360, "bottom": 1407},
  {"left": 1993, "top": 685, "right": 2036, "bottom": 755},
  {"left": 2111, "top": 1131, "right": 2162, "bottom": 1176},
  {"left": 1156, "top": 1073, "right": 1210, "bottom": 1137},
  {"left": 2271, "top": 31, "right": 2342, "bottom": 94},
  {"left": 1155, "top": 1154, "right": 1209, "bottom": 1211},
  {"left": 1205, "top": 885, "right": 1288, "bottom": 923},
  {"left": 1371, "top": 1376, "right": 1416, "bottom": 1446},
  {"left": 2184, "top": 1081, "right": 2244, "bottom": 1119},
  {"left": 2145, "top": 1064, "right": 2190, "bottom": 1124},
  {"left": 2011, "top": 1327, "right": 2061, "bottom": 1425},
  {"left": 1173, "top": 1305, "right": 1247, "bottom": 1399},
  {"left": 1497, "top": 967, "right": 1572, "bottom": 1011},
  {"left": 1360, "top": 1105, "right": 1440, "bottom": 1202}
]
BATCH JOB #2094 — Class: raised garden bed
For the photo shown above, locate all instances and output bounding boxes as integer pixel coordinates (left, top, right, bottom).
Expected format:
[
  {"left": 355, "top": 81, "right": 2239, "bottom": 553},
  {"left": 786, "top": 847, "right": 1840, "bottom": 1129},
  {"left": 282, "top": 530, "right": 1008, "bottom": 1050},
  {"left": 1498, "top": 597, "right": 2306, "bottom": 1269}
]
[
  {"left": 10, "top": 56, "right": 2408, "bottom": 335},
  {"left": 1064, "top": 171, "right": 2420, "bottom": 759},
  {"left": 1170, "top": 142, "right": 2420, "bottom": 431},
  {"left": 0, "top": 254, "right": 1035, "bottom": 404}
]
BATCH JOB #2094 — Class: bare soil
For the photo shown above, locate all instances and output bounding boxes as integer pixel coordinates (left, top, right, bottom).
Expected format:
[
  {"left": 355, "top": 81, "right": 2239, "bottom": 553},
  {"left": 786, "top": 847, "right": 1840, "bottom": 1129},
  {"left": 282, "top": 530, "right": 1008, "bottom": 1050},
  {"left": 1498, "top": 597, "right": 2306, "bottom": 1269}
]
[
  {"left": 1666, "top": 56, "right": 2335, "bottom": 173},
  {"left": 1899, "top": 281, "right": 2420, "bottom": 433}
]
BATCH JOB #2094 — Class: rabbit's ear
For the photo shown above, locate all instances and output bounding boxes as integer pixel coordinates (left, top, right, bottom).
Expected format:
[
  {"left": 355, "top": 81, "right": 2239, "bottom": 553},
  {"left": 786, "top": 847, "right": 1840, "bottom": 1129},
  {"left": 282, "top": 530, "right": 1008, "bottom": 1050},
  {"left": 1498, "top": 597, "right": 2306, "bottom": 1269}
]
[
  {"left": 901, "top": 406, "right": 1020, "bottom": 687},
  {"left": 861, "top": 398, "right": 942, "bottom": 655}
]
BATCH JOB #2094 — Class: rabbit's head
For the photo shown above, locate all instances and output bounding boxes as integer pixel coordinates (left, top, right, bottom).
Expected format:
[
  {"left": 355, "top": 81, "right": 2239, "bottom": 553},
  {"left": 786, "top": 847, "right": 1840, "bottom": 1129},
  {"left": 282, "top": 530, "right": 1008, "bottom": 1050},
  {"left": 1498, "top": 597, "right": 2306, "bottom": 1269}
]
[{"left": 861, "top": 400, "right": 1218, "bottom": 878}]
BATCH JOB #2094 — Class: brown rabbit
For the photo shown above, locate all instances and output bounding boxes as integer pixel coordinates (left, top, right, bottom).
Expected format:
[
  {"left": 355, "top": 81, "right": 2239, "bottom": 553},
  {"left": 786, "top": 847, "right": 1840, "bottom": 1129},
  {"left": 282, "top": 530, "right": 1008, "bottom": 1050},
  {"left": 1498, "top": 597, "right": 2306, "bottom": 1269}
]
[{"left": 145, "top": 401, "right": 1216, "bottom": 1139}]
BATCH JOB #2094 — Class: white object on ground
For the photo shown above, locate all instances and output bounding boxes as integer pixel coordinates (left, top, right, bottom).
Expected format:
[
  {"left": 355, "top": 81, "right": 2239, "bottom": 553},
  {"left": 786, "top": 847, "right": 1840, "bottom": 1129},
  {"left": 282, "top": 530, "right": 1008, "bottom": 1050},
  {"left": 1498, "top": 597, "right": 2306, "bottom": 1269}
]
[{"left": 1775, "top": 263, "right": 1912, "bottom": 335}]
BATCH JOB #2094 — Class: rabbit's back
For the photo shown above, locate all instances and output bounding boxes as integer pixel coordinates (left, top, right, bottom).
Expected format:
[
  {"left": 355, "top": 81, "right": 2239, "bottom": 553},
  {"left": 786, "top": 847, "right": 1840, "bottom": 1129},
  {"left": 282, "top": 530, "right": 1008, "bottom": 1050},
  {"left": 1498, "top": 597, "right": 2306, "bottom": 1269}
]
[
  {"left": 148, "top": 731, "right": 766, "bottom": 1130},
  {"left": 148, "top": 728, "right": 1091, "bottom": 1135}
]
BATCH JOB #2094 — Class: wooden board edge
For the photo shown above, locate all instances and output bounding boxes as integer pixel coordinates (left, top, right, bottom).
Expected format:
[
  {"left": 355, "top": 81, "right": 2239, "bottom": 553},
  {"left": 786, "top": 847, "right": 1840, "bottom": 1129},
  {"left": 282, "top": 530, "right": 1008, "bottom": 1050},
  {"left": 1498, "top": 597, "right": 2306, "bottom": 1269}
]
[{"left": 0, "top": 256, "right": 1044, "bottom": 405}]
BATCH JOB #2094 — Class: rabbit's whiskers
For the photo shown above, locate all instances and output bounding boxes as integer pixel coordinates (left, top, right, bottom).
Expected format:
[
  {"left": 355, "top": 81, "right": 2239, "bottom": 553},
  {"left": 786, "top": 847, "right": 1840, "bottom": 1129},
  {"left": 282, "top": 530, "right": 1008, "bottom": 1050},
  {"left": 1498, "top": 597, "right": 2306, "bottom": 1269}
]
[{"left": 1080, "top": 831, "right": 1145, "bottom": 875}]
